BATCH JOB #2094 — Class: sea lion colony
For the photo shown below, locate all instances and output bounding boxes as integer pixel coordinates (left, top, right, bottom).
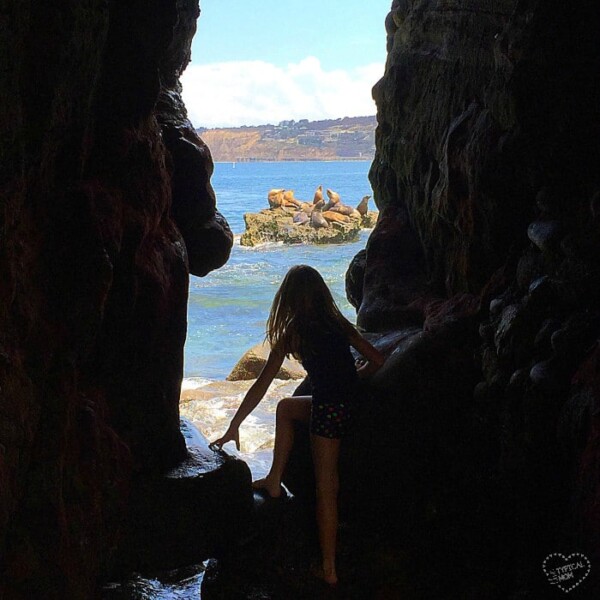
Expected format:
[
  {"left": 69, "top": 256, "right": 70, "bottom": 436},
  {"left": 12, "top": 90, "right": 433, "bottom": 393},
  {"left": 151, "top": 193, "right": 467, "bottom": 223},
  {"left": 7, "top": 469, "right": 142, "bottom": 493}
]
[{"left": 267, "top": 186, "right": 370, "bottom": 229}]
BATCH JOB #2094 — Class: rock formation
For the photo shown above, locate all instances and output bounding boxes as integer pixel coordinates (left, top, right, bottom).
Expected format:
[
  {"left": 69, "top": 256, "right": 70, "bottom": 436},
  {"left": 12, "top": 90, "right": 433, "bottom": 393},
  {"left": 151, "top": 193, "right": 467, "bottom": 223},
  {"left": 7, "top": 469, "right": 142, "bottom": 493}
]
[
  {"left": 341, "top": 0, "right": 600, "bottom": 596},
  {"left": 240, "top": 208, "right": 370, "bottom": 246},
  {"left": 0, "top": 1, "right": 233, "bottom": 597},
  {"left": 240, "top": 188, "right": 378, "bottom": 246}
]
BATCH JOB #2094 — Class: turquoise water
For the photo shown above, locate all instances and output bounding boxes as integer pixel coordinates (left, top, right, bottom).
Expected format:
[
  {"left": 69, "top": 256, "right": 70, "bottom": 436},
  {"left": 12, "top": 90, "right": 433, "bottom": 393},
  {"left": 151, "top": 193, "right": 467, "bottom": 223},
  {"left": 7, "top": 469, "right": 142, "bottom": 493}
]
[{"left": 184, "top": 161, "right": 373, "bottom": 380}]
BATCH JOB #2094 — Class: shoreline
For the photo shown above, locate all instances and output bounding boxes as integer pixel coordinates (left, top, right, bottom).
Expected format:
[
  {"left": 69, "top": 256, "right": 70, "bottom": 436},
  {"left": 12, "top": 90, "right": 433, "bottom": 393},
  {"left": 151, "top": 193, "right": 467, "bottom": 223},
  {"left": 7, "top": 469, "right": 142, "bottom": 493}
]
[{"left": 213, "top": 158, "right": 373, "bottom": 164}]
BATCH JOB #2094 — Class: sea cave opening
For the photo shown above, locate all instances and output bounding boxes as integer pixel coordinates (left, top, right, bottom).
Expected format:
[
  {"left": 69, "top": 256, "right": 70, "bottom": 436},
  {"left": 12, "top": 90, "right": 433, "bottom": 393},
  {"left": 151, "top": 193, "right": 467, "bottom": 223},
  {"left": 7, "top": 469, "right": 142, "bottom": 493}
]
[{"left": 177, "top": 0, "right": 391, "bottom": 479}]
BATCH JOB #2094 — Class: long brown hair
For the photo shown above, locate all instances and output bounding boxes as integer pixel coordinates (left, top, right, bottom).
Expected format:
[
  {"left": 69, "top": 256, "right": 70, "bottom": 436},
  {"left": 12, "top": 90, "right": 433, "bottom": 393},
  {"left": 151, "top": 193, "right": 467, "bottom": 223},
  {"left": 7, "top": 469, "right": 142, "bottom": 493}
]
[{"left": 266, "top": 265, "right": 353, "bottom": 359}]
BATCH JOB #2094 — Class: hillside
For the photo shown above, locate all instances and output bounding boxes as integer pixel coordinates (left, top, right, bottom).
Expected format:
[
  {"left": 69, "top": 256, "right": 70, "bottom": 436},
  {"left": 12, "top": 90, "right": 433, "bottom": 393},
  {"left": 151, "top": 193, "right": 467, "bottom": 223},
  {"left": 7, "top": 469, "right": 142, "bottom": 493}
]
[{"left": 197, "top": 116, "right": 376, "bottom": 162}]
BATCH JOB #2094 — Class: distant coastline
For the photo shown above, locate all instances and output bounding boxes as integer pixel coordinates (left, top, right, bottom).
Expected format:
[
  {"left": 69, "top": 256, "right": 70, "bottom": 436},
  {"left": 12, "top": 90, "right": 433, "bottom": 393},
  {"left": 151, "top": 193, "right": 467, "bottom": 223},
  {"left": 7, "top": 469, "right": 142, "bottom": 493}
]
[
  {"left": 198, "top": 116, "right": 376, "bottom": 163},
  {"left": 213, "top": 157, "right": 372, "bottom": 163}
]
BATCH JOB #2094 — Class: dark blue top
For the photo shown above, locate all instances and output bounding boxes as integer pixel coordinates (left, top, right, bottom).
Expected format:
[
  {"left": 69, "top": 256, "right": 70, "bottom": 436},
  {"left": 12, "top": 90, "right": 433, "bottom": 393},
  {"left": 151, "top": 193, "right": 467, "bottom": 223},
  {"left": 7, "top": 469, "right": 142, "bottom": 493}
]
[{"left": 299, "top": 320, "right": 360, "bottom": 404}]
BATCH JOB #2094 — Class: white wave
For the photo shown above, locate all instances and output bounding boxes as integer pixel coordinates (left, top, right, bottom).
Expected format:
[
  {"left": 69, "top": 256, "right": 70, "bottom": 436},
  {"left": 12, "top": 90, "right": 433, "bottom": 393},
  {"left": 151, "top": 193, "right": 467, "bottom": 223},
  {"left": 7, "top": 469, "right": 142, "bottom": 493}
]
[
  {"left": 181, "top": 377, "right": 212, "bottom": 391},
  {"left": 179, "top": 377, "right": 300, "bottom": 477},
  {"left": 238, "top": 240, "right": 285, "bottom": 250}
]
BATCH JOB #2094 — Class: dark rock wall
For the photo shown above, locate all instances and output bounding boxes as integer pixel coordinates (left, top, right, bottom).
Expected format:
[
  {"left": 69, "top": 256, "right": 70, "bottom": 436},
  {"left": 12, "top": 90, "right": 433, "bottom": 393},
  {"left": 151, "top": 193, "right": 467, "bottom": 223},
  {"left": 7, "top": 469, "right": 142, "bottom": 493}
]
[
  {"left": 364, "top": 0, "right": 600, "bottom": 329},
  {"left": 0, "top": 1, "right": 230, "bottom": 598},
  {"left": 345, "top": 0, "right": 600, "bottom": 594}
]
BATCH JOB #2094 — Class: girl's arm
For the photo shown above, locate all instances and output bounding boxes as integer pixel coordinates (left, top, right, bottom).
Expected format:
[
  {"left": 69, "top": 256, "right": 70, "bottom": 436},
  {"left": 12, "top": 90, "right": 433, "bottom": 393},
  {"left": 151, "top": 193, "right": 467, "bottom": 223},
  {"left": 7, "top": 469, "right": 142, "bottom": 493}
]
[
  {"left": 211, "top": 346, "right": 285, "bottom": 450},
  {"left": 345, "top": 324, "right": 386, "bottom": 378}
]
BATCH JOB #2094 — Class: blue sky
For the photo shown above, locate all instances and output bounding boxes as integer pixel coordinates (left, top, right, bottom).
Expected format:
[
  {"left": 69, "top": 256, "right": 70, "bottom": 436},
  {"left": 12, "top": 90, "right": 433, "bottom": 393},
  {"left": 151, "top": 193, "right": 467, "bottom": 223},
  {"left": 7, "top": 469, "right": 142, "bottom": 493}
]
[{"left": 181, "top": 0, "right": 391, "bottom": 127}]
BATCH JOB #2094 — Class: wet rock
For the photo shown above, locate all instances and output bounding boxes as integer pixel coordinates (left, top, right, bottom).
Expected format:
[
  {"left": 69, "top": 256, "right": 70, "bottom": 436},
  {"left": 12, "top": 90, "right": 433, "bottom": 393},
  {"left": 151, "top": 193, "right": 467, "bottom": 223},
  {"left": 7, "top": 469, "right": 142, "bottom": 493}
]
[
  {"left": 489, "top": 298, "right": 505, "bottom": 316},
  {"left": 493, "top": 302, "right": 542, "bottom": 367},
  {"left": 527, "top": 220, "right": 563, "bottom": 253},
  {"left": 493, "top": 304, "right": 520, "bottom": 357},
  {"left": 527, "top": 275, "right": 555, "bottom": 307},
  {"left": 226, "top": 342, "right": 306, "bottom": 381},
  {"left": 533, "top": 318, "right": 562, "bottom": 356},
  {"left": 529, "top": 359, "right": 565, "bottom": 394},
  {"left": 110, "top": 419, "right": 253, "bottom": 575}
]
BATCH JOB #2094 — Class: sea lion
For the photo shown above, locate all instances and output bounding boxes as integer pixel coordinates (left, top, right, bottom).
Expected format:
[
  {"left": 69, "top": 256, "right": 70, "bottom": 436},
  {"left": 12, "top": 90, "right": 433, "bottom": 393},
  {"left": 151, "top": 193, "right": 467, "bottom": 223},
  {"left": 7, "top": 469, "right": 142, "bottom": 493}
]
[
  {"left": 299, "top": 202, "right": 315, "bottom": 215},
  {"left": 268, "top": 189, "right": 285, "bottom": 209},
  {"left": 310, "top": 200, "right": 329, "bottom": 229},
  {"left": 356, "top": 195, "right": 371, "bottom": 216},
  {"left": 282, "top": 190, "right": 302, "bottom": 208},
  {"left": 331, "top": 204, "right": 353, "bottom": 216},
  {"left": 293, "top": 211, "right": 310, "bottom": 225},
  {"left": 326, "top": 189, "right": 341, "bottom": 203},
  {"left": 313, "top": 185, "right": 323, "bottom": 205},
  {"left": 322, "top": 211, "right": 350, "bottom": 224},
  {"left": 332, "top": 204, "right": 361, "bottom": 220},
  {"left": 323, "top": 188, "right": 341, "bottom": 211}
]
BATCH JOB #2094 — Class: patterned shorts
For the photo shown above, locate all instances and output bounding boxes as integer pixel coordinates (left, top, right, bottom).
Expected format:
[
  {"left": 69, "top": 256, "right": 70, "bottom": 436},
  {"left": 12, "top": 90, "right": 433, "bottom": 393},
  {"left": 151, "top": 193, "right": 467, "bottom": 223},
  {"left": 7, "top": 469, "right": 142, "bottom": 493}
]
[{"left": 310, "top": 398, "right": 352, "bottom": 439}]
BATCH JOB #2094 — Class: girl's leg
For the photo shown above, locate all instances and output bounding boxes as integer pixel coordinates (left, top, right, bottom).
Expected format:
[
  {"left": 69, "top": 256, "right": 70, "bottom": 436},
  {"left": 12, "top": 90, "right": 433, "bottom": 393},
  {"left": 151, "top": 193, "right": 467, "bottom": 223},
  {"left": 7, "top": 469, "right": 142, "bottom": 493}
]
[
  {"left": 252, "top": 395, "right": 311, "bottom": 498},
  {"left": 311, "top": 433, "right": 341, "bottom": 585}
]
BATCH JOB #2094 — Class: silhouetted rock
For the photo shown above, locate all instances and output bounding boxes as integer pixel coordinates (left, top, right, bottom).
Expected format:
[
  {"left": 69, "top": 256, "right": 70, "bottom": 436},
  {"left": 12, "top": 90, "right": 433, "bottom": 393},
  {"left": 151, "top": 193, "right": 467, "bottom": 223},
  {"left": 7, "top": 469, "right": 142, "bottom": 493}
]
[
  {"left": 345, "top": 248, "right": 366, "bottom": 310},
  {"left": 110, "top": 420, "right": 253, "bottom": 575},
  {"left": 0, "top": 1, "right": 232, "bottom": 596}
]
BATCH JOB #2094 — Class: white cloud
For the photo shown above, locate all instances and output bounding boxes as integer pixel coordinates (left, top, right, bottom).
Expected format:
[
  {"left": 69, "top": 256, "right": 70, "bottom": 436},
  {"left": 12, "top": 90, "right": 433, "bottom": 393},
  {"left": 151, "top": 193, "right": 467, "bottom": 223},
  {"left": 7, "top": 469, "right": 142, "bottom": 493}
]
[{"left": 180, "top": 56, "right": 384, "bottom": 128}]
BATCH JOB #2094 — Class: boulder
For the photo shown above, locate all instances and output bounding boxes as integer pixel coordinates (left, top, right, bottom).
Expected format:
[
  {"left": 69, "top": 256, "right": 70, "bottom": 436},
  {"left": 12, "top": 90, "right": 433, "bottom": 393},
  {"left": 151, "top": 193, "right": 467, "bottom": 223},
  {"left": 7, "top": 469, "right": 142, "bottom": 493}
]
[
  {"left": 226, "top": 341, "right": 306, "bottom": 381},
  {"left": 108, "top": 419, "right": 253, "bottom": 575}
]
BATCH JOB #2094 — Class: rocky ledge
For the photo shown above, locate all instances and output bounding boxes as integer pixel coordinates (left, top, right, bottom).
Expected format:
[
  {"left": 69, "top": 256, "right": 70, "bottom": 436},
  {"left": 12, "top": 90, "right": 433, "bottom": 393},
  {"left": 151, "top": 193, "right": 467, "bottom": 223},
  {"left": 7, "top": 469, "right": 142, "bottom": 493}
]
[{"left": 240, "top": 208, "right": 378, "bottom": 246}]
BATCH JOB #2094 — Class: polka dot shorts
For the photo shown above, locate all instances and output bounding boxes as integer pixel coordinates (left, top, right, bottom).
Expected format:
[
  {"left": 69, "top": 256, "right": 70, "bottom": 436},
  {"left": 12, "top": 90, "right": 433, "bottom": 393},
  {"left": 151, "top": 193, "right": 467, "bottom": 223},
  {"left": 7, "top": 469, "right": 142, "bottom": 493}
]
[{"left": 310, "top": 399, "right": 352, "bottom": 439}]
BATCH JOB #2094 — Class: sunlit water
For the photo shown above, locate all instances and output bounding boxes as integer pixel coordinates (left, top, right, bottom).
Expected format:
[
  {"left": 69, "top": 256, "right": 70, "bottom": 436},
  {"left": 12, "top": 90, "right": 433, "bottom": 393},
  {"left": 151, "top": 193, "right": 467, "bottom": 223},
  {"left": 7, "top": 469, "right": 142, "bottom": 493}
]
[{"left": 180, "top": 161, "right": 373, "bottom": 476}]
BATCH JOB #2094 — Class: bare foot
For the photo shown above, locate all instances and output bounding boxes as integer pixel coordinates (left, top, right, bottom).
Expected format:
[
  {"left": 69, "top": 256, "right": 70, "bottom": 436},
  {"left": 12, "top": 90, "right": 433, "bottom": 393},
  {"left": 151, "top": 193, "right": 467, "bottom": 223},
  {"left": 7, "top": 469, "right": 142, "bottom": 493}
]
[
  {"left": 251, "top": 476, "right": 282, "bottom": 498},
  {"left": 310, "top": 563, "right": 338, "bottom": 586}
]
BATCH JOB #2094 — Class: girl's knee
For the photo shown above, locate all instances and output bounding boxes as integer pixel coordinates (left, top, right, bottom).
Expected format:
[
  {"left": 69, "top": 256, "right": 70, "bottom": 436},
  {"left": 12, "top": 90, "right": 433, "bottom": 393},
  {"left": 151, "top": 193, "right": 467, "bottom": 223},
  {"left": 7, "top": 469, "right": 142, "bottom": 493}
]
[{"left": 276, "top": 396, "right": 293, "bottom": 417}]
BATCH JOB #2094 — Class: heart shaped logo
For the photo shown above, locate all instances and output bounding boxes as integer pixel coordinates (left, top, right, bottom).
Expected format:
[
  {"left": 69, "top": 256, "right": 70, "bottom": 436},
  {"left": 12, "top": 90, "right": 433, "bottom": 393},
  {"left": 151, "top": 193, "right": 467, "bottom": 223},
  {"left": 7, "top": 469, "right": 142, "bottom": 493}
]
[{"left": 543, "top": 553, "right": 591, "bottom": 593}]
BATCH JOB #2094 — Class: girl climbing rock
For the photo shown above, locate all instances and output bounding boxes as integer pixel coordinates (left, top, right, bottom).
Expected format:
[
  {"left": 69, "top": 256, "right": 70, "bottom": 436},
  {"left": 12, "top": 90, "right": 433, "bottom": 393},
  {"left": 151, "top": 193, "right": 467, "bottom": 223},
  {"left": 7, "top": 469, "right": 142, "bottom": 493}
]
[{"left": 212, "top": 264, "right": 385, "bottom": 586}]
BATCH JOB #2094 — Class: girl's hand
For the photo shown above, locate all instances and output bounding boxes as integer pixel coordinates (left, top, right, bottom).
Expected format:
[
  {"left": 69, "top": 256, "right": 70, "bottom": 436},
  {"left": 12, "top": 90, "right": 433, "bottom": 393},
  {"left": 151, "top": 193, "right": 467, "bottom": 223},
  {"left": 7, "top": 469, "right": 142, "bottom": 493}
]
[
  {"left": 355, "top": 357, "right": 380, "bottom": 379},
  {"left": 210, "top": 425, "right": 240, "bottom": 451}
]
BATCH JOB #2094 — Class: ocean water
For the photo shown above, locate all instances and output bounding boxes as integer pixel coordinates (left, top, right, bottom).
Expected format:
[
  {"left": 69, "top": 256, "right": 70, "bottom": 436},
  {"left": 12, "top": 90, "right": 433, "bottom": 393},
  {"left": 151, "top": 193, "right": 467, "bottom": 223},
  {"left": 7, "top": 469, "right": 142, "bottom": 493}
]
[{"left": 180, "top": 161, "right": 373, "bottom": 475}]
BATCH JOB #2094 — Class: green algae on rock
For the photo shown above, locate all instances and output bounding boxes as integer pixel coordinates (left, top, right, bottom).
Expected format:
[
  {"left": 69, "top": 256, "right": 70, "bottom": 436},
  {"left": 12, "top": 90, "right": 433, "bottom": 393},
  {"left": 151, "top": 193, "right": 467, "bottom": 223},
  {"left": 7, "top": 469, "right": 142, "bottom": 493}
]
[{"left": 240, "top": 208, "right": 378, "bottom": 246}]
